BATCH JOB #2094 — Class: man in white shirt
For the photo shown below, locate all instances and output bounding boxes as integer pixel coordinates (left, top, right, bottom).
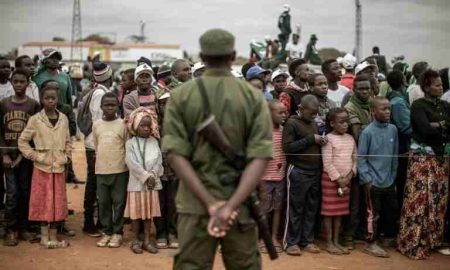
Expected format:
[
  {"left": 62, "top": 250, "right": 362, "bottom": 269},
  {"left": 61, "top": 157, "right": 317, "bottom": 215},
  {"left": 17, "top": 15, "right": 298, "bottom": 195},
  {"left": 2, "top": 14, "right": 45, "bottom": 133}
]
[
  {"left": 286, "top": 33, "right": 304, "bottom": 61},
  {"left": 322, "top": 59, "right": 350, "bottom": 107}
]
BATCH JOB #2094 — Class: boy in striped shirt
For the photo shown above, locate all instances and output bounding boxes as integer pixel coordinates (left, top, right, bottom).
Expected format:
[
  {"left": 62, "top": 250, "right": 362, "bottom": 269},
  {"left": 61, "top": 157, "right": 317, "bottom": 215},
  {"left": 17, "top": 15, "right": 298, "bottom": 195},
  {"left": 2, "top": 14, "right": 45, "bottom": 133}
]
[{"left": 259, "top": 100, "right": 287, "bottom": 252}]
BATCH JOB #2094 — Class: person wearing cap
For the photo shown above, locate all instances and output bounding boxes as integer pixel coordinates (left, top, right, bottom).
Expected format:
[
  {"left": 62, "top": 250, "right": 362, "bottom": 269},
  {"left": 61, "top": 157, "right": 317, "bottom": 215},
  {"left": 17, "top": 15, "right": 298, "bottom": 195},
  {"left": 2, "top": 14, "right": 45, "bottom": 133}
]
[
  {"left": 270, "top": 69, "right": 290, "bottom": 100},
  {"left": 340, "top": 53, "right": 357, "bottom": 91},
  {"left": 82, "top": 60, "right": 113, "bottom": 238},
  {"left": 168, "top": 59, "right": 192, "bottom": 89},
  {"left": 304, "top": 34, "right": 322, "bottom": 65},
  {"left": 246, "top": 65, "right": 272, "bottom": 101},
  {"left": 355, "top": 60, "right": 378, "bottom": 81},
  {"left": 162, "top": 28, "right": 272, "bottom": 270},
  {"left": 282, "top": 58, "right": 310, "bottom": 116},
  {"left": 192, "top": 62, "right": 206, "bottom": 78},
  {"left": 122, "top": 64, "right": 159, "bottom": 133},
  {"left": 285, "top": 33, "right": 304, "bottom": 61},
  {"left": 322, "top": 59, "right": 350, "bottom": 107},
  {"left": 32, "top": 48, "right": 73, "bottom": 106},
  {"left": 156, "top": 65, "right": 172, "bottom": 88},
  {"left": 278, "top": 4, "right": 292, "bottom": 50}
]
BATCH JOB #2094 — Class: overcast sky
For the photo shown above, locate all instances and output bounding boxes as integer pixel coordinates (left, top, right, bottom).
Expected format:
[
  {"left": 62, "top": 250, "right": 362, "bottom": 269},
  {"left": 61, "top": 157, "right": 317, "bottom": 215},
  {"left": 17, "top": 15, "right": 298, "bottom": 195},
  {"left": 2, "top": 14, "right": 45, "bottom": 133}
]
[{"left": 1, "top": 0, "right": 449, "bottom": 67}]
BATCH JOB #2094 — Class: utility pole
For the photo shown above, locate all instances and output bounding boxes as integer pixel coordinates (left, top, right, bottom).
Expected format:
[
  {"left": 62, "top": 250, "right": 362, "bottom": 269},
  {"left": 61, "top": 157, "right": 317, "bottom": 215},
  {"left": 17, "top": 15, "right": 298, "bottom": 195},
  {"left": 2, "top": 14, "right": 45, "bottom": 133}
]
[
  {"left": 70, "top": 0, "right": 83, "bottom": 62},
  {"left": 355, "top": 0, "right": 362, "bottom": 62}
]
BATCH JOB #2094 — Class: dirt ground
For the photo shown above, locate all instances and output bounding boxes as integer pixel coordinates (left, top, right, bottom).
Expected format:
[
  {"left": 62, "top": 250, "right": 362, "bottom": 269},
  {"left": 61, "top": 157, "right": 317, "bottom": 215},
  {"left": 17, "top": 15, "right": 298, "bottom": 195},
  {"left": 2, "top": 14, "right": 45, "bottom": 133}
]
[{"left": 1, "top": 142, "right": 450, "bottom": 270}]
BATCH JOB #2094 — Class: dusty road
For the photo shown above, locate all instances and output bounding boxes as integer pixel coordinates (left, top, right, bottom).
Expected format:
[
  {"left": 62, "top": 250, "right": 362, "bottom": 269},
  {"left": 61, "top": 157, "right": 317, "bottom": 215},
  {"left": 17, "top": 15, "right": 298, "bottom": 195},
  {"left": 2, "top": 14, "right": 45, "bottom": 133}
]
[{"left": 1, "top": 142, "right": 450, "bottom": 270}]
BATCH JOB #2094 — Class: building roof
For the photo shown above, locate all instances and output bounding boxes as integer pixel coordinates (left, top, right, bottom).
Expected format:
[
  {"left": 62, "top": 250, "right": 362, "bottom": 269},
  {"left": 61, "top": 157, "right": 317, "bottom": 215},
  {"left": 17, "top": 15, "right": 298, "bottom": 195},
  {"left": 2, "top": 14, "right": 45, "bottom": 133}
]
[{"left": 22, "top": 41, "right": 180, "bottom": 50}]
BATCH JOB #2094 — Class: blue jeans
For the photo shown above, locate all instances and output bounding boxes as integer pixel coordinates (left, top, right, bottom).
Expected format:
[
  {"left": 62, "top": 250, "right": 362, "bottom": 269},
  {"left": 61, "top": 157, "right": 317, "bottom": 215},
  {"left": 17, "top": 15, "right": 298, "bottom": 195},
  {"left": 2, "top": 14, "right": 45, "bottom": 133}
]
[{"left": 4, "top": 158, "right": 33, "bottom": 231}]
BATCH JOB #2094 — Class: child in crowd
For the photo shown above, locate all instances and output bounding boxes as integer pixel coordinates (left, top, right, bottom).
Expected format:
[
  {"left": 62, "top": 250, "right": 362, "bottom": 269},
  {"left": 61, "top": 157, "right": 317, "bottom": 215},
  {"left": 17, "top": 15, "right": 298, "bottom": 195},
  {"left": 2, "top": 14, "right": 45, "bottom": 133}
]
[
  {"left": 14, "top": 55, "right": 39, "bottom": 101},
  {"left": 1, "top": 69, "right": 40, "bottom": 246},
  {"left": 155, "top": 91, "right": 178, "bottom": 249},
  {"left": 259, "top": 100, "right": 287, "bottom": 252},
  {"left": 342, "top": 74, "right": 373, "bottom": 249},
  {"left": 18, "top": 80, "right": 71, "bottom": 248},
  {"left": 282, "top": 95, "right": 326, "bottom": 256},
  {"left": 118, "top": 68, "right": 136, "bottom": 118},
  {"left": 93, "top": 92, "right": 129, "bottom": 248},
  {"left": 124, "top": 107, "right": 163, "bottom": 254},
  {"left": 358, "top": 96, "right": 398, "bottom": 258},
  {"left": 0, "top": 56, "right": 14, "bottom": 100},
  {"left": 309, "top": 73, "right": 337, "bottom": 134},
  {"left": 321, "top": 108, "right": 356, "bottom": 255}
]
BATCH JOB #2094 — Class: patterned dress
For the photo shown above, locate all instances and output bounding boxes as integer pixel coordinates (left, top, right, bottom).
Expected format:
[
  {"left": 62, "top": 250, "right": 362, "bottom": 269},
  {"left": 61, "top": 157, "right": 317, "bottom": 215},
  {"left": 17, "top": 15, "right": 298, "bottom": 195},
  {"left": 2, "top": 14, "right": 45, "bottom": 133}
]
[{"left": 397, "top": 155, "right": 449, "bottom": 259}]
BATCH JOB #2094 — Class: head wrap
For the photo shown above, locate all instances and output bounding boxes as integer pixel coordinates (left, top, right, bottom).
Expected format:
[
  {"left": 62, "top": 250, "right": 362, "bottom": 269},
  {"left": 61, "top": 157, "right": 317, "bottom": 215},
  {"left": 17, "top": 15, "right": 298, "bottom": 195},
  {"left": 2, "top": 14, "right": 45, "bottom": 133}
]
[{"left": 126, "top": 107, "right": 160, "bottom": 138}]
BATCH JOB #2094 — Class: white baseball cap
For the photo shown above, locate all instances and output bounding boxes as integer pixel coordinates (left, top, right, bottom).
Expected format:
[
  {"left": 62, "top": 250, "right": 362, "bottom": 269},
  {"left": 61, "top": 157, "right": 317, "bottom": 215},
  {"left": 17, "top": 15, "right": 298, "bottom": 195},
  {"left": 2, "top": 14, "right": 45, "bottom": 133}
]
[
  {"left": 342, "top": 53, "right": 357, "bottom": 70},
  {"left": 192, "top": 62, "right": 205, "bottom": 74},
  {"left": 283, "top": 4, "right": 290, "bottom": 11},
  {"left": 271, "top": 69, "right": 290, "bottom": 81},
  {"left": 355, "top": 61, "right": 376, "bottom": 75}
]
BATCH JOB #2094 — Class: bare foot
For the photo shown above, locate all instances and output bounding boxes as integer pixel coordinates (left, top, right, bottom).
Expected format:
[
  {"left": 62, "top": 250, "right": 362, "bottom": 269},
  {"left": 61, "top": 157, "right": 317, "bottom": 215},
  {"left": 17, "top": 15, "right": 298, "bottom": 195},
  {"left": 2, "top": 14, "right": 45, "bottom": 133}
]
[{"left": 325, "top": 244, "right": 344, "bottom": 255}]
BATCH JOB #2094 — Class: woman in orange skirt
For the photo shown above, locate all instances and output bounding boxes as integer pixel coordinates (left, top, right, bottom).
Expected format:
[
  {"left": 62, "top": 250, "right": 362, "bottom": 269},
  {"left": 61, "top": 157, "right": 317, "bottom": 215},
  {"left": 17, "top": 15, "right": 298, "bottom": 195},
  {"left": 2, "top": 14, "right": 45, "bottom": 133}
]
[{"left": 18, "top": 80, "right": 71, "bottom": 248}]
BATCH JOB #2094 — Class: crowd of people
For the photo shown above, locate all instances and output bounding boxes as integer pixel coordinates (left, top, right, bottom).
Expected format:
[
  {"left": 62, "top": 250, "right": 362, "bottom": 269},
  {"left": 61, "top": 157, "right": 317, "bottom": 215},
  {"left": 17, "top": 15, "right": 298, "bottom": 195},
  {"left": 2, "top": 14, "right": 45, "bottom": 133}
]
[{"left": 0, "top": 26, "right": 450, "bottom": 268}]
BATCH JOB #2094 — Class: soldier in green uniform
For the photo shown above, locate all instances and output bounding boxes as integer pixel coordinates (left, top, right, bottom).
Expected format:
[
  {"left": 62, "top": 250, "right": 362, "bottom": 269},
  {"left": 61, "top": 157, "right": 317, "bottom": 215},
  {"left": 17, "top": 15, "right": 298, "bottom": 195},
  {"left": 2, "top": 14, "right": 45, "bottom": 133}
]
[{"left": 162, "top": 28, "right": 273, "bottom": 270}]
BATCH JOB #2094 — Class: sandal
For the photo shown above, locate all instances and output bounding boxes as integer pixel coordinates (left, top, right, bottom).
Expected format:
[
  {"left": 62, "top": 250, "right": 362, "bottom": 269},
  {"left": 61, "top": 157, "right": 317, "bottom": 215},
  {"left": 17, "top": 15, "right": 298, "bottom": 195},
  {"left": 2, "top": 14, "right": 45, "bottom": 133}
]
[
  {"left": 143, "top": 242, "right": 158, "bottom": 254},
  {"left": 302, "top": 243, "right": 321, "bottom": 254},
  {"left": 46, "top": 240, "right": 70, "bottom": 249},
  {"left": 130, "top": 241, "right": 143, "bottom": 254}
]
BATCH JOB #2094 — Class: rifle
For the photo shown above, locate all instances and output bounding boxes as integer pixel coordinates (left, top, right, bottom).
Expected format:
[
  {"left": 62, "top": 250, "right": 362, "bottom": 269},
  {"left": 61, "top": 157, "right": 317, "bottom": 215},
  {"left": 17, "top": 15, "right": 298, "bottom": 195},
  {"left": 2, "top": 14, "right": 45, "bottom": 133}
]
[{"left": 195, "top": 78, "right": 278, "bottom": 260}]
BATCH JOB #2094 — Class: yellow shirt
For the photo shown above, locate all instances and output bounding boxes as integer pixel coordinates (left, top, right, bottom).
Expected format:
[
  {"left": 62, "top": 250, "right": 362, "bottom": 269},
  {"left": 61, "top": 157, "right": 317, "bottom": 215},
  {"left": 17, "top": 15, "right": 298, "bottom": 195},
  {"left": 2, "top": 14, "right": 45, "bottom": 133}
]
[{"left": 93, "top": 118, "right": 128, "bottom": 175}]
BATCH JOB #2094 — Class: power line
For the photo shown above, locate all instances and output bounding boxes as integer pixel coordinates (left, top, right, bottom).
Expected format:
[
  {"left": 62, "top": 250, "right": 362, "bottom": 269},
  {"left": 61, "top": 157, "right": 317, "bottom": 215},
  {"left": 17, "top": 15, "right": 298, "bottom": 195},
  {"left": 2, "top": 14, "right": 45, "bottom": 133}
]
[{"left": 70, "top": 0, "right": 83, "bottom": 62}]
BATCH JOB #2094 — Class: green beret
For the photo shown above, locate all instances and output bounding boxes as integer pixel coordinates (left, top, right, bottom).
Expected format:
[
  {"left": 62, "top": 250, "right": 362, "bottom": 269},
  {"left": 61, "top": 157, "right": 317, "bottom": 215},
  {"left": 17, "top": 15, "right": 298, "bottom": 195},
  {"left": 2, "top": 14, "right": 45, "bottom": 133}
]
[{"left": 199, "top": 28, "right": 235, "bottom": 56}]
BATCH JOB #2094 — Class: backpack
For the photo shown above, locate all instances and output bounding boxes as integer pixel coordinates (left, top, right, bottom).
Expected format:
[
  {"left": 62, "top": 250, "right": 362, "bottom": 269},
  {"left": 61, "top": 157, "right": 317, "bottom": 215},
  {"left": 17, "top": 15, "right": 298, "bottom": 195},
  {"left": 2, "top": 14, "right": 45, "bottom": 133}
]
[{"left": 77, "top": 87, "right": 106, "bottom": 136}]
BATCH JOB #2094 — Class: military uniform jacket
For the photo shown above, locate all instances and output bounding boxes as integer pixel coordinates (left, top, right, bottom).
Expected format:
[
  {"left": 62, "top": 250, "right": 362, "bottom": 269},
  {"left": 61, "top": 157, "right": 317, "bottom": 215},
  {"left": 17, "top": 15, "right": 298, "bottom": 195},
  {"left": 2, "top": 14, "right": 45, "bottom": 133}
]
[{"left": 162, "top": 68, "right": 273, "bottom": 215}]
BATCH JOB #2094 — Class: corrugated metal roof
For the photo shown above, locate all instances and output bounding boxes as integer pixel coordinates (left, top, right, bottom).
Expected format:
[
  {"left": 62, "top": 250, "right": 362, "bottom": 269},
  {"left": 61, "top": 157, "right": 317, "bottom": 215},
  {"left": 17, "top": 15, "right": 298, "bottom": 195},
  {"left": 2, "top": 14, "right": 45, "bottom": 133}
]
[{"left": 22, "top": 41, "right": 180, "bottom": 50}]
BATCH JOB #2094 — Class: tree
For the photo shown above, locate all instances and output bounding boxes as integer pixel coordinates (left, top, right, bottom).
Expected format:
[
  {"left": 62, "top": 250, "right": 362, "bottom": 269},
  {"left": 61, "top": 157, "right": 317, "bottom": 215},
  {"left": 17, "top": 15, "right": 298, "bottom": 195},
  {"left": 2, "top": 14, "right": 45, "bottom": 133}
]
[
  {"left": 82, "top": 34, "right": 113, "bottom": 44},
  {"left": 52, "top": 37, "right": 66, "bottom": 41},
  {"left": 318, "top": 48, "right": 345, "bottom": 61},
  {"left": 5, "top": 47, "right": 18, "bottom": 60}
]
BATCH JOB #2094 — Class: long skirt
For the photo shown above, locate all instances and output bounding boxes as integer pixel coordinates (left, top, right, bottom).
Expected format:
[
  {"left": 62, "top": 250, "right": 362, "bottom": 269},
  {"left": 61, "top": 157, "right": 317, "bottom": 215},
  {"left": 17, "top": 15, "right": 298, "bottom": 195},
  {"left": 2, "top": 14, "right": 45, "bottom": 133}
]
[
  {"left": 28, "top": 168, "right": 68, "bottom": 222},
  {"left": 321, "top": 172, "right": 350, "bottom": 216},
  {"left": 397, "top": 155, "right": 449, "bottom": 259},
  {"left": 124, "top": 191, "right": 161, "bottom": 220}
]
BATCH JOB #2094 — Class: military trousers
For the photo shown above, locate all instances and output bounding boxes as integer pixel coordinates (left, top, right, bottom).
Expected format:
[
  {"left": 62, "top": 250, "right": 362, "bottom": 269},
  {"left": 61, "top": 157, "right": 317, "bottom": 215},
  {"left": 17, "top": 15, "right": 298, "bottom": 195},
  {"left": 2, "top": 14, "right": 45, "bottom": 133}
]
[{"left": 174, "top": 213, "right": 261, "bottom": 270}]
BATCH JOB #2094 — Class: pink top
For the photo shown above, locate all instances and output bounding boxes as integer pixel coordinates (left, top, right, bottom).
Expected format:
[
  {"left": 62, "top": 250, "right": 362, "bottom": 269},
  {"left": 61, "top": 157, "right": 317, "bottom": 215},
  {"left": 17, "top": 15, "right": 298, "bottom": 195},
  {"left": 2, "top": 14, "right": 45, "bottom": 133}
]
[
  {"left": 321, "top": 133, "right": 357, "bottom": 181},
  {"left": 261, "top": 127, "right": 285, "bottom": 181}
]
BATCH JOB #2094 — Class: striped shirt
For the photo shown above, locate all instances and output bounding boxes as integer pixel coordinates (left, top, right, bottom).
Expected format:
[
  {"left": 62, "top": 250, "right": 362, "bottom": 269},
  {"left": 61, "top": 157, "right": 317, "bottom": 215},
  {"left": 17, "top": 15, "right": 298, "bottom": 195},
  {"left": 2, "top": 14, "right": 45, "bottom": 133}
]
[
  {"left": 261, "top": 127, "right": 285, "bottom": 181},
  {"left": 322, "top": 133, "right": 357, "bottom": 181}
]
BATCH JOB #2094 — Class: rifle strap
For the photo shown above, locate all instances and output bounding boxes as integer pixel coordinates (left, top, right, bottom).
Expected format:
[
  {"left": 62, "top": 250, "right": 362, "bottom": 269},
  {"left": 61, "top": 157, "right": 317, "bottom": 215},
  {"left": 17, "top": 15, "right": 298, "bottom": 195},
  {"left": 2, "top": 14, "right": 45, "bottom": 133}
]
[{"left": 196, "top": 78, "right": 211, "bottom": 118}]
